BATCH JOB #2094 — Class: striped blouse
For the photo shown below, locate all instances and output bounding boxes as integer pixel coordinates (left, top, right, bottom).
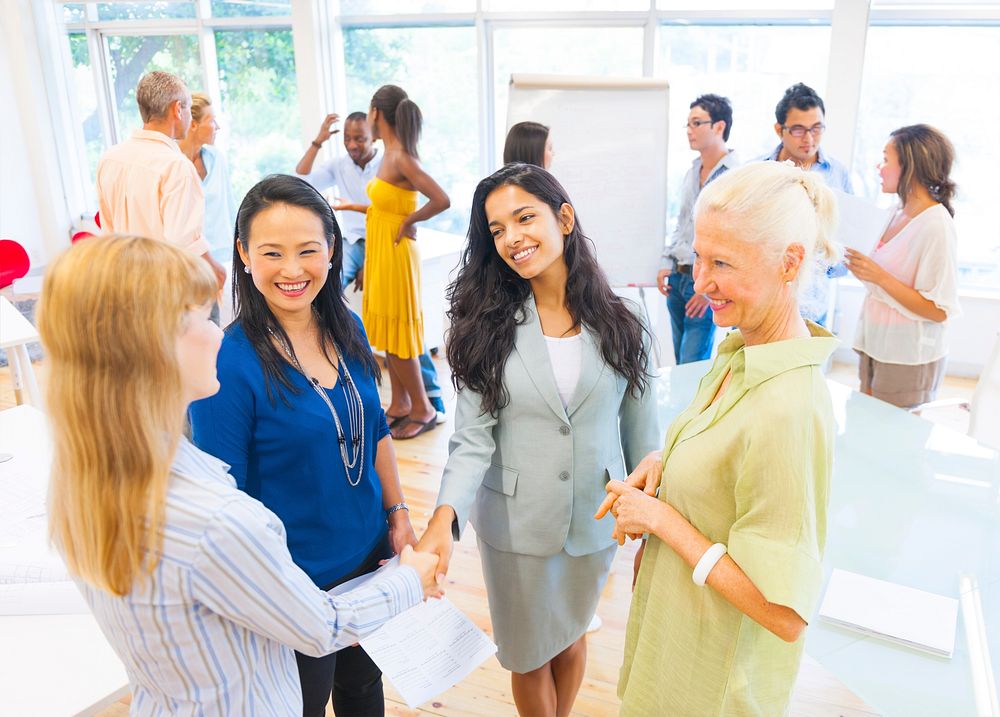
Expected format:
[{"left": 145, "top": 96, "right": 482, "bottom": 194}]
[{"left": 73, "top": 437, "right": 423, "bottom": 716}]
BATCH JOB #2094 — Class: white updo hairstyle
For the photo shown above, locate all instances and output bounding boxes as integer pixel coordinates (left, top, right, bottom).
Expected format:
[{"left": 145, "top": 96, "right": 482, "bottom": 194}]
[{"left": 694, "top": 161, "right": 841, "bottom": 292}]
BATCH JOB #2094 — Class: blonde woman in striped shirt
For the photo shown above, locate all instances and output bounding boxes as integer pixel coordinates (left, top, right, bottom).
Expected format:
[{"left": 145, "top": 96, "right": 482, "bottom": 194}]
[{"left": 40, "top": 235, "right": 441, "bottom": 716}]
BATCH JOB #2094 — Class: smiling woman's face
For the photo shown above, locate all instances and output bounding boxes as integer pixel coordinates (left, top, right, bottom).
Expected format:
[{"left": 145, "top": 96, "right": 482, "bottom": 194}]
[
  {"left": 485, "top": 184, "right": 574, "bottom": 283},
  {"left": 692, "top": 209, "right": 802, "bottom": 345},
  {"left": 236, "top": 202, "right": 334, "bottom": 320}
]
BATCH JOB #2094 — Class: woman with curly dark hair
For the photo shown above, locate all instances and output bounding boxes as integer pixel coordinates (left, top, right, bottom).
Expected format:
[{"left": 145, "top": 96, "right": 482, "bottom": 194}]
[{"left": 417, "top": 163, "right": 660, "bottom": 716}]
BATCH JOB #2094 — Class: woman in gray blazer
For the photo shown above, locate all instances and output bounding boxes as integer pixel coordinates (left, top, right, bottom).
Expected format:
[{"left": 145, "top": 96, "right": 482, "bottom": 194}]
[{"left": 418, "top": 163, "right": 660, "bottom": 716}]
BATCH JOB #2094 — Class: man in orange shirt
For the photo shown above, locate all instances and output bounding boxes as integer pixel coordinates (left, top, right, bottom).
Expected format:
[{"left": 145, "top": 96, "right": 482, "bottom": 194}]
[{"left": 97, "top": 71, "right": 226, "bottom": 289}]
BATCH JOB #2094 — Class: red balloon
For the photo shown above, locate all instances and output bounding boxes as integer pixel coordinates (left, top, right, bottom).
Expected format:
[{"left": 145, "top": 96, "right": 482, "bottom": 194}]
[
  {"left": 94, "top": 211, "right": 101, "bottom": 229},
  {"left": 71, "top": 231, "right": 93, "bottom": 243}
]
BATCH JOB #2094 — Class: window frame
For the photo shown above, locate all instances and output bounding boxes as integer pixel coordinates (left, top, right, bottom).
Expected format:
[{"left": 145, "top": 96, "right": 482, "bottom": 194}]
[{"left": 47, "top": 0, "right": 1000, "bottom": 289}]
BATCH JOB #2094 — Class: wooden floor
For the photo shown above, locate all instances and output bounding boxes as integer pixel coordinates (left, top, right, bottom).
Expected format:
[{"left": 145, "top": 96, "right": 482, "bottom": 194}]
[{"left": 5, "top": 354, "right": 974, "bottom": 716}]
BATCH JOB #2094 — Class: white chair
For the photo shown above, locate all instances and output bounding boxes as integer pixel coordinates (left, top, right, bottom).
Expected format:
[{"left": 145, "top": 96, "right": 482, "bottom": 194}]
[
  {"left": 968, "top": 332, "right": 1000, "bottom": 450},
  {"left": 913, "top": 331, "right": 1000, "bottom": 451},
  {"left": 0, "top": 296, "right": 41, "bottom": 407}
]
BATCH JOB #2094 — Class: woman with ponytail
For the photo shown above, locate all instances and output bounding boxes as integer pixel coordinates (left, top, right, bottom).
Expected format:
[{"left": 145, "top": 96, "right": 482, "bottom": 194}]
[
  {"left": 364, "top": 84, "right": 451, "bottom": 439},
  {"left": 845, "top": 124, "right": 960, "bottom": 408},
  {"left": 600, "top": 162, "right": 841, "bottom": 715}
]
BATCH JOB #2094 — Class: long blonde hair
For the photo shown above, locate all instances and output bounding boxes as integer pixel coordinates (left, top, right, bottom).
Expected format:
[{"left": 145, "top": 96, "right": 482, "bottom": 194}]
[{"left": 39, "top": 236, "right": 217, "bottom": 596}]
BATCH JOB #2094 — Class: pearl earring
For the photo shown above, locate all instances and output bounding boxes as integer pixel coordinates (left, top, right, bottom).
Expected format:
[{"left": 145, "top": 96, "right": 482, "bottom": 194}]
[
  {"left": 243, "top": 265, "right": 250, "bottom": 274},
  {"left": 328, "top": 262, "right": 333, "bottom": 269}
]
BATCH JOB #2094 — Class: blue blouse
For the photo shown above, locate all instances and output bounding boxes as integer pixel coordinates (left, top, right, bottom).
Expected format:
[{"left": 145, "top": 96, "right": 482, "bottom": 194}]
[{"left": 190, "top": 315, "right": 391, "bottom": 587}]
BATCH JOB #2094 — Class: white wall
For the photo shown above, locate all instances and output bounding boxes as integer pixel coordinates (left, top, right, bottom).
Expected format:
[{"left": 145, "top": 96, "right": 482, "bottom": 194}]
[
  {"left": 0, "top": 0, "right": 74, "bottom": 268},
  {"left": 0, "top": 19, "right": 46, "bottom": 268}
]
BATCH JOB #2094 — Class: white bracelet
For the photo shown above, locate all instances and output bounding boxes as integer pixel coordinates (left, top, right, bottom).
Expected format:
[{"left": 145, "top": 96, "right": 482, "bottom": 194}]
[{"left": 692, "top": 543, "right": 727, "bottom": 586}]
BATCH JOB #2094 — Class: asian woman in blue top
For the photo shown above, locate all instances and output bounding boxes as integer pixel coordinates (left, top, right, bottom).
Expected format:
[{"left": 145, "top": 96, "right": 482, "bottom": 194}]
[{"left": 190, "top": 174, "right": 418, "bottom": 717}]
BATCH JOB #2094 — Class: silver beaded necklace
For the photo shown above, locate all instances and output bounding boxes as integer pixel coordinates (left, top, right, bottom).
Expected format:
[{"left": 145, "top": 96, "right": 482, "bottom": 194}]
[{"left": 268, "top": 326, "right": 365, "bottom": 487}]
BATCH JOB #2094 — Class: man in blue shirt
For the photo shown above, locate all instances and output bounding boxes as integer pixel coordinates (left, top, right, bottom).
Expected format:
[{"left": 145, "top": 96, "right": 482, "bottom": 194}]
[
  {"left": 657, "top": 94, "right": 739, "bottom": 364},
  {"left": 295, "top": 113, "right": 446, "bottom": 421},
  {"left": 757, "top": 83, "right": 852, "bottom": 326}
]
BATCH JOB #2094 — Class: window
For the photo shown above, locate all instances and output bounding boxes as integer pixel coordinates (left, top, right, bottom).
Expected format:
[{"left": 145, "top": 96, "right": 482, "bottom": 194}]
[
  {"left": 96, "top": 1, "right": 196, "bottom": 20},
  {"left": 105, "top": 34, "right": 203, "bottom": 140},
  {"left": 342, "top": 26, "right": 478, "bottom": 235},
  {"left": 56, "top": 1, "right": 298, "bottom": 214},
  {"left": 215, "top": 29, "right": 301, "bottom": 202},
  {"left": 658, "top": 24, "right": 831, "bottom": 218},
  {"left": 210, "top": 0, "right": 292, "bottom": 17},
  {"left": 492, "top": 25, "right": 645, "bottom": 161},
  {"left": 339, "top": 0, "right": 474, "bottom": 13},
  {"left": 853, "top": 25, "right": 1000, "bottom": 288},
  {"left": 65, "top": 33, "right": 104, "bottom": 205}
]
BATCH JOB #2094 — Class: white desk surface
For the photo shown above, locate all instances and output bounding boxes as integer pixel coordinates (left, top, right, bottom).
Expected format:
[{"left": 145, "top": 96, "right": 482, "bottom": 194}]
[
  {"left": 657, "top": 360, "right": 1000, "bottom": 717},
  {"left": 0, "top": 295, "right": 40, "bottom": 349},
  {"left": 0, "top": 405, "right": 129, "bottom": 716}
]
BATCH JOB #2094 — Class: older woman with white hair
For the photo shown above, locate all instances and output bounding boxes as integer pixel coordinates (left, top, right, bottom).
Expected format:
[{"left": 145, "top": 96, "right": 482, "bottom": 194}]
[{"left": 597, "top": 161, "right": 840, "bottom": 715}]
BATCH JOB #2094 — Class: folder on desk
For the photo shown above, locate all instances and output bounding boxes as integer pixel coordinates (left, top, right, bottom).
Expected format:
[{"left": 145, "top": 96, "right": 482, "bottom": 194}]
[{"left": 818, "top": 568, "right": 958, "bottom": 658}]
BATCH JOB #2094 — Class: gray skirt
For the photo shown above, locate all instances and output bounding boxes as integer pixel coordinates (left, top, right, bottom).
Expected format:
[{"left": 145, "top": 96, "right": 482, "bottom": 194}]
[
  {"left": 477, "top": 537, "right": 616, "bottom": 673},
  {"left": 856, "top": 350, "right": 946, "bottom": 408}
]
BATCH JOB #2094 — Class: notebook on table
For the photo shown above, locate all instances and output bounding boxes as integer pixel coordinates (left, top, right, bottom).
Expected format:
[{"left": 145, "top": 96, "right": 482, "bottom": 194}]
[{"left": 818, "top": 568, "right": 959, "bottom": 658}]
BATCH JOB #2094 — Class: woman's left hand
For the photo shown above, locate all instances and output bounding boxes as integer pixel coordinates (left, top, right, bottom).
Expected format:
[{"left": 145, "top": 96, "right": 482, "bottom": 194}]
[
  {"left": 844, "top": 248, "right": 889, "bottom": 286},
  {"left": 597, "top": 480, "right": 666, "bottom": 545},
  {"left": 395, "top": 220, "right": 417, "bottom": 245},
  {"left": 387, "top": 510, "right": 418, "bottom": 555},
  {"left": 595, "top": 450, "right": 662, "bottom": 522}
]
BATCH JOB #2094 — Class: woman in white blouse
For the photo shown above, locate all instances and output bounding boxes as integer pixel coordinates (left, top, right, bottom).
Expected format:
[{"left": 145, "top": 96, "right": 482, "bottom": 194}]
[{"left": 845, "top": 124, "right": 960, "bottom": 408}]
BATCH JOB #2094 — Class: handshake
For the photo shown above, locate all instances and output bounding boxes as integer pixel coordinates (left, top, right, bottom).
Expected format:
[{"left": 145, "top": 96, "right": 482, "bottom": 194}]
[{"left": 398, "top": 545, "right": 446, "bottom": 599}]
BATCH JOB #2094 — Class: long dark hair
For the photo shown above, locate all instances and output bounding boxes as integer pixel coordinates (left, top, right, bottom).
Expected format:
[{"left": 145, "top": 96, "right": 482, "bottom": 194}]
[
  {"left": 371, "top": 84, "right": 422, "bottom": 159},
  {"left": 503, "top": 121, "right": 549, "bottom": 167},
  {"left": 447, "top": 163, "right": 651, "bottom": 416},
  {"left": 232, "top": 174, "right": 380, "bottom": 405},
  {"left": 890, "top": 124, "right": 956, "bottom": 217}
]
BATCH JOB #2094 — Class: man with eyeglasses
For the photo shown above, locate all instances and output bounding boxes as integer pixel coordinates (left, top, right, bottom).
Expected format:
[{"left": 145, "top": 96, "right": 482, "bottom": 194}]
[
  {"left": 657, "top": 94, "right": 738, "bottom": 364},
  {"left": 758, "top": 82, "right": 852, "bottom": 326}
]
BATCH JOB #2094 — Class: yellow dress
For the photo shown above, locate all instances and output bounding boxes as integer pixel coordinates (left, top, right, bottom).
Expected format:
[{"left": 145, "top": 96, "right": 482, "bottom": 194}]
[{"left": 362, "top": 177, "right": 423, "bottom": 359}]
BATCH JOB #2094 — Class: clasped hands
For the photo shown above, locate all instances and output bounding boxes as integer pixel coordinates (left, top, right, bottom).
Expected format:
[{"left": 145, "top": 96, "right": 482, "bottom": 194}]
[{"left": 594, "top": 450, "right": 666, "bottom": 545}]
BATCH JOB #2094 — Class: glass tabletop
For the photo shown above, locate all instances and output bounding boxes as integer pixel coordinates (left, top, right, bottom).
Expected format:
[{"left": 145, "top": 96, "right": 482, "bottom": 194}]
[{"left": 655, "top": 362, "right": 1000, "bottom": 716}]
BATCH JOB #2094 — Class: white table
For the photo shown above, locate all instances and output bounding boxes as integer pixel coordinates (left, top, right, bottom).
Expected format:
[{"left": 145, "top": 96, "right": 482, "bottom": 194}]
[
  {"left": 344, "top": 227, "right": 464, "bottom": 350},
  {"left": 0, "top": 296, "right": 41, "bottom": 407},
  {"left": 658, "top": 361, "right": 1000, "bottom": 717},
  {"left": 0, "top": 405, "right": 129, "bottom": 716}
]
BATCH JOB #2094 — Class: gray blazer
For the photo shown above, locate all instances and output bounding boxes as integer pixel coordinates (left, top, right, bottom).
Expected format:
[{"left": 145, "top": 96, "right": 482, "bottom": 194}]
[{"left": 436, "top": 296, "right": 661, "bottom": 557}]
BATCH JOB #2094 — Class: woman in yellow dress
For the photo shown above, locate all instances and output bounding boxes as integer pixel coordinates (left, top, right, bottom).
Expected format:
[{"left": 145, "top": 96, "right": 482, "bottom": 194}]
[{"left": 364, "top": 84, "right": 451, "bottom": 439}]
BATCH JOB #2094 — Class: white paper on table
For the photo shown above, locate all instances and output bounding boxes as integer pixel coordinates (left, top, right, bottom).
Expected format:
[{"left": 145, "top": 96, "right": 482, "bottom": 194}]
[
  {"left": 0, "top": 579, "right": 90, "bottom": 615},
  {"left": 819, "top": 568, "right": 958, "bottom": 658},
  {"left": 833, "top": 189, "right": 893, "bottom": 255},
  {"left": 360, "top": 597, "right": 497, "bottom": 708}
]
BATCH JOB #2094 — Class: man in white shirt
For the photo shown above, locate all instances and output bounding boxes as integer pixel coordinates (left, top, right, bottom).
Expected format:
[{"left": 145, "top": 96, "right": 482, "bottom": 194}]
[
  {"left": 96, "top": 71, "right": 225, "bottom": 289},
  {"left": 657, "top": 94, "right": 738, "bottom": 364},
  {"left": 296, "top": 112, "right": 380, "bottom": 289},
  {"left": 295, "top": 113, "right": 446, "bottom": 421}
]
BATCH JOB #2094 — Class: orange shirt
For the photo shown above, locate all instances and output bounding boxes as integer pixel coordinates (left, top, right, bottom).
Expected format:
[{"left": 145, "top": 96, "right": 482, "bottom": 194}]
[{"left": 96, "top": 129, "right": 208, "bottom": 256}]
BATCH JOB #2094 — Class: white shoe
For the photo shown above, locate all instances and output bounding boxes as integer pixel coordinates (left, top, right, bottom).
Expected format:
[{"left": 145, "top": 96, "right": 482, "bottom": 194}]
[
  {"left": 586, "top": 614, "right": 602, "bottom": 633},
  {"left": 435, "top": 410, "right": 446, "bottom": 425}
]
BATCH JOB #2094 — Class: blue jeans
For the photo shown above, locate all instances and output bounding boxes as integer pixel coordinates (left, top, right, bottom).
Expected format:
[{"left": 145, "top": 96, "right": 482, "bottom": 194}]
[
  {"left": 667, "top": 271, "right": 716, "bottom": 364},
  {"left": 341, "top": 238, "right": 366, "bottom": 288},
  {"left": 344, "top": 237, "right": 444, "bottom": 413}
]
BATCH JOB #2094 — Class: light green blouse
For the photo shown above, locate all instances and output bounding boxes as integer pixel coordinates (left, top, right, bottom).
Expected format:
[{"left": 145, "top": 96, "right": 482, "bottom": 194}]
[{"left": 619, "top": 324, "right": 838, "bottom": 716}]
